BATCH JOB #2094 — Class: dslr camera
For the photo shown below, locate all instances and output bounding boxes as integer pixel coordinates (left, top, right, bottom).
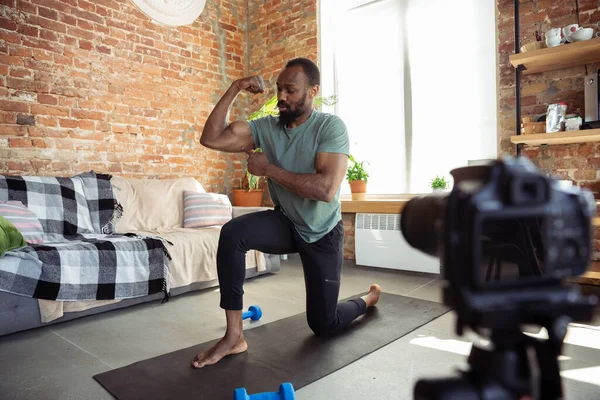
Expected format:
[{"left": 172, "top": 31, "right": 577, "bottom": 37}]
[{"left": 401, "top": 156, "right": 598, "bottom": 400}]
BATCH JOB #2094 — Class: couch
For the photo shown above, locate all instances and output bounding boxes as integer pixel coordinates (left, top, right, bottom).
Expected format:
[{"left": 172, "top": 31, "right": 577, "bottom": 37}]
[{"left": 0, "top": 173, "right": 280, "bottom": 337}]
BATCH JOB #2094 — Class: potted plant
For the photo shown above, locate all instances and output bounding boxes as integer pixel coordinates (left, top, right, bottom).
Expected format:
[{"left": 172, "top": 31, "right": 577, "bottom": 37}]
[
  {"left": 430, "top": 175, "right": 450, "bottom": 192},
  {"left": 347, "top": 154, "right": 369, "bottom": 200},
  {"left": 232, "top": 149, "right": 264, "bottom": 207}
]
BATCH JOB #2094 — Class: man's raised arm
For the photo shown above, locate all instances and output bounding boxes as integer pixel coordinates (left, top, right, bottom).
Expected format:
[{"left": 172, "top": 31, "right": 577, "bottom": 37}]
[{"left": 200, "top": 76, "right": 265, "bottom": 153}]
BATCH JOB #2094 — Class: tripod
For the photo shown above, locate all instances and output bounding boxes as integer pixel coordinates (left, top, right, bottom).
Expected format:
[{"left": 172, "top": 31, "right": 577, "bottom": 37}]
[{"left": 414, "top": 285, "right": 597, "bottom": 400}]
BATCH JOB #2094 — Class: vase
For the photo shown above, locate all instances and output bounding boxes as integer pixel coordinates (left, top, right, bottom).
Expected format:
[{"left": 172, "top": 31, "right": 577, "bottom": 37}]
[
  {"left": 349, "top": 180, "right": 367, "bottom": 200},
  {"left": 232, "top": 189, "right": 263, "bottom": 207}
]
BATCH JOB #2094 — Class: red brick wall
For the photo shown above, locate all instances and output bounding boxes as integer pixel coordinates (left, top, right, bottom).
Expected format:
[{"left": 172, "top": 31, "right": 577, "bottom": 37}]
[
  {"left": 247, "top": 0, "right": 319, "bottom": 115},
  {"left": 0, "top": 0, "right": 248, "bottom": 193},
  {"left": 342, "top": 213, "right": 355, "bottom": 260},
  {"left": 497, "top": 0, "right": 600, "bottom": 259}
]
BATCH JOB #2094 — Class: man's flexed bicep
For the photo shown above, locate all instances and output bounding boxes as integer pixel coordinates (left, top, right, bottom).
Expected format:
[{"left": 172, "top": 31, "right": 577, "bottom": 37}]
[
  {"left": 201, "top": 121, "right": 255, "bottom": 154},
  {"left": 200, "top": 76, "right": 263, "bottom": 154}
]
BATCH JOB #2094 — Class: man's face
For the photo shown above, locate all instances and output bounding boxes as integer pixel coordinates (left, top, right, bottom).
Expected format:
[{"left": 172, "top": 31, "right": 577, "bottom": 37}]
[{"left": 276, "top": 66, "right": 316, "bottom": 126}]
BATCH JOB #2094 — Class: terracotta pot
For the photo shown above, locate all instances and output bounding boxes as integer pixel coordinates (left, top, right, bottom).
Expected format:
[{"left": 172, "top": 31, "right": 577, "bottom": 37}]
[
  {"left": 349, "top": 180, "right": 367, "bottom": 200},
  {"left": 232, "top": 189, "right": 263, "bottom": 207}
]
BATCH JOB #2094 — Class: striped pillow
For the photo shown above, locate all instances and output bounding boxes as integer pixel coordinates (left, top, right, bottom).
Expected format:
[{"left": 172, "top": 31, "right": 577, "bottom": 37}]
[
  {"left": 182, "top": 191, "right": 232, "bottom": 228},
  {"left": 0, "top": 201, "right": 44, "bottom": 244}
]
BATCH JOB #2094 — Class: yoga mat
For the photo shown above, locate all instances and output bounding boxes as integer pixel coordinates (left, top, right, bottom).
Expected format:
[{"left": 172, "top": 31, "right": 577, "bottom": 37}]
[{"left": 94, "top": 293, "right": 449, "bottom": 399}]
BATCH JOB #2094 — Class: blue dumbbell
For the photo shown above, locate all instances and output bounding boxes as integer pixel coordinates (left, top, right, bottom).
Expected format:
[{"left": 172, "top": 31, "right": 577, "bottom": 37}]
[
  {"left": 233, "top": 382, "right": 295, "bottom": 400},
  {"left": 242, "top": 305, "right": 262, "bottom": 321}
]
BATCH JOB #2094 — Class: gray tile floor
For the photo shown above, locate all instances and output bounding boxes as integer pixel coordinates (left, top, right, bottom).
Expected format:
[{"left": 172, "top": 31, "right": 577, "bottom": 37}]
[{"left": 1, "top": 256, "right": 599, "bottom": 399}]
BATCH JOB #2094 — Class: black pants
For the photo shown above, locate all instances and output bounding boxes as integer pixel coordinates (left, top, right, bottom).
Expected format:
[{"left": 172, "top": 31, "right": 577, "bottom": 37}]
[{"left": 217, "top": 208, "right": 367, "bottom": 336}]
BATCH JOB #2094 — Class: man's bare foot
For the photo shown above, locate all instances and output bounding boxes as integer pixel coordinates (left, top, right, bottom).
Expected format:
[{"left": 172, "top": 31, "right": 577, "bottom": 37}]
[
  {"left": 361, "top": 284, "right": 382, "bottom": 308},
  {"left": 191, "top": 334, "right": 248, "bottom": 369}
]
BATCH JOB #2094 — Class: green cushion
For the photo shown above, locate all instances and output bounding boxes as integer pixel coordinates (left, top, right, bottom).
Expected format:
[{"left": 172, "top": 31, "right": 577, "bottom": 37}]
[{"left": 0, "top": 215, "right": 27, "bottom": 256}]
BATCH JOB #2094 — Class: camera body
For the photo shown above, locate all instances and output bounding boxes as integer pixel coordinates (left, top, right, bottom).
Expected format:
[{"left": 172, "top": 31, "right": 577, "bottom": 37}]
[{"left": 401, "top": 157, "right": 598, "bottom": 400}]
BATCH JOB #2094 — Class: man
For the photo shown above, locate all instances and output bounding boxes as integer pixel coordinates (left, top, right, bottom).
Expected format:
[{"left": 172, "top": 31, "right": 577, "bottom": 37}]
[{"left": 193, "top": 58, "right": 381, "bottom": 369}]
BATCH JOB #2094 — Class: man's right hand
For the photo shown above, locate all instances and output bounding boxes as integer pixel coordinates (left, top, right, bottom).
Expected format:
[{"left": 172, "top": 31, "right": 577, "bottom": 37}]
[{"left": 235, "top": 76, "right": 265, "bottom": 94}]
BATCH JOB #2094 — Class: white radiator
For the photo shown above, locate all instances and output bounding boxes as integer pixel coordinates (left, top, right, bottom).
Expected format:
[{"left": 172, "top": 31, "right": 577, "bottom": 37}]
[{"left": 355, "top": 213, "right": 440, "bottom": 274}]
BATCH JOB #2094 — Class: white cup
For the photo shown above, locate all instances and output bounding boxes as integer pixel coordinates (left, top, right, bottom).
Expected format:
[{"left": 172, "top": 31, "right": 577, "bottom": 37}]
[
  {"left": 563, "top": 24, "right": 579, "bottom": 40},
  {"left": 546, "top": 35, "right": 562, "bottom": 47},
  {"left": 546, "top": 27, "right": 562, "bottom": 37}
]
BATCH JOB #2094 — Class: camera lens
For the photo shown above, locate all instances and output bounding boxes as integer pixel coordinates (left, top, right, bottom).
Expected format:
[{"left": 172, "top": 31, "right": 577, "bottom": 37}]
[{"left": 401, "top": 194, "right": 446, "bottom": 258}]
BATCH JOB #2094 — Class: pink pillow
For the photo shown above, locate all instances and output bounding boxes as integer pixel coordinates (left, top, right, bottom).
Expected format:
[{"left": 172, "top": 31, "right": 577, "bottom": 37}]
[
  {"left": 182, "top": 191, "right": 232, "bottom": 228},
  {"left": 0, "top": 201, "right": 44, "bottom": 244}
]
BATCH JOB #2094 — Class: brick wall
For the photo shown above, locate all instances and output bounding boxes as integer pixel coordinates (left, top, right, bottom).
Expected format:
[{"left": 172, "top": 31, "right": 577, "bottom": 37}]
[
  {"left": 497, "top": 0, "right": 600, "bottom": 259},
  {"left": 0, "top": 0, "right": 248, "bottom": 193},
  {"left": 342, "top": 213, "right": 355, "bottom": 260},
  {"left": 247, "top": 0, "right": 318, "bottom": 112}
]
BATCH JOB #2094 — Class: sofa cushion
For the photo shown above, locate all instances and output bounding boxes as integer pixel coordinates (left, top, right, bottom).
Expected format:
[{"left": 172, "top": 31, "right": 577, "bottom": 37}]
[
  {"left": 124, "top": 227, "right": 266, "bottom": 288},
  {"left": 111, "top": 176, "right": 205, "bottom": 232},
  {"left": 0, "top": 201, "right": 44, "bottom": 244},
  {"left": 0, "top": 176, "right": 94, "bottom": 240},
  {"left": 182, "top": 191, "right": 232, "bottom": 228}
]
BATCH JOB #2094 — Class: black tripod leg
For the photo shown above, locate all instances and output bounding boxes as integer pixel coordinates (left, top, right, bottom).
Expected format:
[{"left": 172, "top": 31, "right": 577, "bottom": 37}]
[{"left": 535, "top": 318, "right": 569, "bottom": 399}]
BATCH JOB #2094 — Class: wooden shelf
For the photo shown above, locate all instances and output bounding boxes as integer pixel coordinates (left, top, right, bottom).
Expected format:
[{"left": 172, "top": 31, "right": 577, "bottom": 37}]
[
  {"left": 509, "top": 37, "right": 600, "bottom": 75},
  {"left": 510, "top": 129, "right": 600, "bottom": 146},
  {"left": 341, "top": 199, "right": 411, "bottom": 214},
  {"left": 568, "top": 261, "right": 600, "bottom": 286}
]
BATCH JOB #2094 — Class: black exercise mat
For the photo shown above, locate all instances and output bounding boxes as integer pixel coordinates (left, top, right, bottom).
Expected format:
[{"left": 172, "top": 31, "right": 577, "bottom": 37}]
[{"left": 94, "top": 293, "right": 449, "bottom": 399}]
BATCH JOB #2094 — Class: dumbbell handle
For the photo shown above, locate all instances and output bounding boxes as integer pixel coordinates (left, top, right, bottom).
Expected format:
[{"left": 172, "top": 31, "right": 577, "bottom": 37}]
[
  {"left": 242, "top": 305, "right": 262, "bottom": 321},
  {"left": 246, "top": 392, "right": 281, "bottom": 399}
]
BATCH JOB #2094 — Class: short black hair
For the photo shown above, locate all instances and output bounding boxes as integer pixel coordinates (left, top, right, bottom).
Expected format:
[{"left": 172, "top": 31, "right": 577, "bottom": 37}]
[{"left": 285, "top": 57, "right": 320, "bottom": 86}]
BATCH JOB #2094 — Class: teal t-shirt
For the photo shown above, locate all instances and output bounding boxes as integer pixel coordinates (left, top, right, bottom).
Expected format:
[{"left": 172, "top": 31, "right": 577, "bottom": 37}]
[{"left": 248, "top": 109, "right": 350, "bottom": 243}]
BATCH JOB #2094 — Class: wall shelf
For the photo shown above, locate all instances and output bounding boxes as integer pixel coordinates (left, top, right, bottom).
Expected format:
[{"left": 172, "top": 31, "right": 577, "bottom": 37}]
[
  {"left": 510, "top": 129, "right": 600, "bottom": 146},
  {"left": 568, "top": 261, "right": 600, "bottom": 286},
  {"left": 341, "top": 199, "right": 411, "bottom": 214},
  {"left": 509, "top": 37, "right": 600, "bottom": 75}
]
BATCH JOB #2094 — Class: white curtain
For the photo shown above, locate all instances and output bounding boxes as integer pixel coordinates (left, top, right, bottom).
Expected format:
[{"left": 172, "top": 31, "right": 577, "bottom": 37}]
[{"left": 320, "top": 0, "right": 497, "bottom": 194}]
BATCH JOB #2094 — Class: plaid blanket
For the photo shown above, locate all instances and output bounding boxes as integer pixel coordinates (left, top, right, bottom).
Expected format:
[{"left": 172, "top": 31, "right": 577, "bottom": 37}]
[{"left": 0, "top": 172, "right": 170, "bottom": 301}]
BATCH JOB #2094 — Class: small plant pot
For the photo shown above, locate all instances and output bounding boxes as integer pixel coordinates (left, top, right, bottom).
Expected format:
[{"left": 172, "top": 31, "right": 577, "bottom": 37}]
[
  {"left": 349, "top": 180, "right": 367, "bottom": 200},
  {"left": 232, "top": 189, "right": 263, "bottom": 207}
]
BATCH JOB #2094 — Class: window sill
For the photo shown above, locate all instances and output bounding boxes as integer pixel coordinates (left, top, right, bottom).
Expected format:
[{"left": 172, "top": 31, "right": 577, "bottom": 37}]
[
  {"left": 341, "top": 197, "right": 416, "bottom": 214},
  {"left": 341, "top": 200, "right": 600, "bottom": 224}
]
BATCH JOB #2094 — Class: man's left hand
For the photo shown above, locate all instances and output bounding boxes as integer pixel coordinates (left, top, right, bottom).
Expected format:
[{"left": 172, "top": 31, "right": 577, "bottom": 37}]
[{"left": 247, "top": 151, "right": 270, "bottom": 176}]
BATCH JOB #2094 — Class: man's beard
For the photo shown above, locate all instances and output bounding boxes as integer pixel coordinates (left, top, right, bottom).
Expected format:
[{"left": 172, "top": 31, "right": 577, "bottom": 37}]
[{"left": 278, "top": 92, "right": 308, "bottom": 128}]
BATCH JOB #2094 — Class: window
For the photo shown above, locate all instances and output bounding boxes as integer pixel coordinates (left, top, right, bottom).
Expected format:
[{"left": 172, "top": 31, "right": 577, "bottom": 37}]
[{"left": 320, "top": 0, "right": 498, "bottom": 194}]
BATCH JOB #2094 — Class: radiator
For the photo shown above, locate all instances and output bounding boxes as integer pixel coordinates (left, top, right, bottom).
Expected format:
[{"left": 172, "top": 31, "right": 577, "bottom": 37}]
[{"left": 355, "top": 213, "right": 440, "bottom": 274}]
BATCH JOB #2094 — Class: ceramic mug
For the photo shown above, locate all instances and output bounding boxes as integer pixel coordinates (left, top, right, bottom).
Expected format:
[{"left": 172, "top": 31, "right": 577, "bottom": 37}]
[
  {"left": 563, "top": 24, "right": 579, "bottom": 41},
  {"left": 546, "top": 35, "right": 563, "bottom": 47},
  {"left": 546, "top": 27, "right": 562, "bottom": 37},
  {"left": 596, "top": 22, "right": 600, "bottom": 37}
]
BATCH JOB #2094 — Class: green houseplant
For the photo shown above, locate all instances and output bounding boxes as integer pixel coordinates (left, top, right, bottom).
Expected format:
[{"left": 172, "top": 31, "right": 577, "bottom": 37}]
[
  {"left": 233, "top": 94, "right": 338, "bottom": 207},
  {"left": 430, "top": 175, "right": 449, "bottom": 192},
  {"left": 346, "top": 154, "right": 369, "bottom": 200}
]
